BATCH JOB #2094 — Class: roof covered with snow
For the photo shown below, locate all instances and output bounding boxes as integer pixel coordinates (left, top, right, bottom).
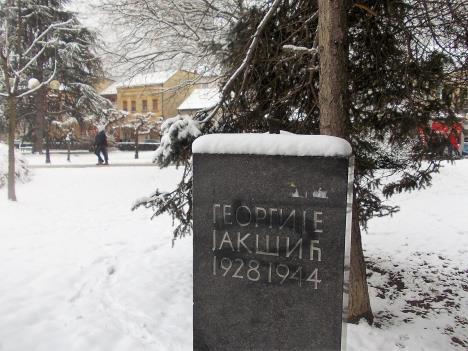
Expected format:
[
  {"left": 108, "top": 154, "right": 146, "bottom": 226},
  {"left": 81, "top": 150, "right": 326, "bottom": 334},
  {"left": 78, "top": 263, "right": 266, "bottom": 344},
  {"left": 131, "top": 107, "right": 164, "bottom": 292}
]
[
  {"left": 192, "top": 133, "right": 352, "bottom": 157},
  {"left": 178, "top": 88, "right": 220, "bottom": 111},
  {"left": 116, "top": 70, "right": 178, "bottom": 89},
  {"left": 100, "top": 81, "right": 119, "bottom": 96}
]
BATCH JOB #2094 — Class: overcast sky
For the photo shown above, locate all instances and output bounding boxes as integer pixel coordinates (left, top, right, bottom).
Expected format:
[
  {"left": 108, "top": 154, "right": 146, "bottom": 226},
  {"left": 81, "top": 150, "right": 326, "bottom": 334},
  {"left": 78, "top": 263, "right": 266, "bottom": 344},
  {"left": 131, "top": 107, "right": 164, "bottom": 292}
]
[{"left": 66, "top": 0, "right": 124, "bottom": 79}]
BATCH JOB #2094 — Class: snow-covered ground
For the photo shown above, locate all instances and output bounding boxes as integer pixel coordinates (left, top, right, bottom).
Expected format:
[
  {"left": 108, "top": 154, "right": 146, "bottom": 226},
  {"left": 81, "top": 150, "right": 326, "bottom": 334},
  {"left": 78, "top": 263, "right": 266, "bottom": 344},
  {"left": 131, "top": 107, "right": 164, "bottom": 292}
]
[
  {"left": 0, "top": 160, "right": 192, "bottom": 351},
  {"left": 0, "top": 157, "right": 466, "bottom": 350},
  {"left": 23, "top": 150, "right": 155, "bottom": 166},
  {"left": 349, "top": 160, "right": 468, "bottom": 351}
]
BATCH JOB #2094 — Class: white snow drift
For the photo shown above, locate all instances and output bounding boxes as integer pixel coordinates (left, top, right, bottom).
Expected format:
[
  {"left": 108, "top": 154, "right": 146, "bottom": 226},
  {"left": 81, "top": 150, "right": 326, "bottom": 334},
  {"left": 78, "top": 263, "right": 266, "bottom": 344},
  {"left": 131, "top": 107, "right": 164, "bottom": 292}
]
[
  {"left": 0, "top": 143, "right": 31, "bottom": 188},
  {"left": 0, "top": 156, "right": 466, "bottom": 350}
]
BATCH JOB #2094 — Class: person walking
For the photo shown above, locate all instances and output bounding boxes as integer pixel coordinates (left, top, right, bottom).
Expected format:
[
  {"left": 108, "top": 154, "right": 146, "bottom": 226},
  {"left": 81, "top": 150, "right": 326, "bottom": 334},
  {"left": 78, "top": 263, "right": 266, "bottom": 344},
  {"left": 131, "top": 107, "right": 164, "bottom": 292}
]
[{"left": 94, "top": 126, "right": 109, "bottom": 165}]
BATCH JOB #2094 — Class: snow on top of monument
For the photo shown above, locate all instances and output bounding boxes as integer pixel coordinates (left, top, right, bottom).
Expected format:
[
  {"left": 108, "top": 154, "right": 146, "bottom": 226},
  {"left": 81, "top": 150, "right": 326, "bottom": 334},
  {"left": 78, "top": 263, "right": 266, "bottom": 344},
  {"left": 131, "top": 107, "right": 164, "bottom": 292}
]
[
  {"left": 178, "top": 88, "right": 220, "bottom": 111},
  {"left": 117, "top": 70, "right": 178, "bottom": 88},
  {"left": 192, "top": 133, "right": 352, "bottom": 157}
]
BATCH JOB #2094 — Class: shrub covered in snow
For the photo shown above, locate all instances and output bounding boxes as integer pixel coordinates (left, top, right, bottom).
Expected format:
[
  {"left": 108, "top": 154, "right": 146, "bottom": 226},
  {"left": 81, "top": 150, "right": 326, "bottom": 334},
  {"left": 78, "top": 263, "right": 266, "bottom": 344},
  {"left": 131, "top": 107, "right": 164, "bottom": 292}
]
[
  {"left": 0, "top": 143, "right": 31, "bottom": 188},
  {"left": 153, "top": 115, "right": 202, "bottom": 167}
]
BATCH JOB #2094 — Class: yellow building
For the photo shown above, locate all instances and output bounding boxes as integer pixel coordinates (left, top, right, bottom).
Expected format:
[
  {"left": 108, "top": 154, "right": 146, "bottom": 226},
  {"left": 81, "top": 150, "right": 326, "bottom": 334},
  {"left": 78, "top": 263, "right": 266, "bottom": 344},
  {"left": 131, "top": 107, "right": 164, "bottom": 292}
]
[{"left": 103, "top": 70, "right": 199, "bottom": 142}]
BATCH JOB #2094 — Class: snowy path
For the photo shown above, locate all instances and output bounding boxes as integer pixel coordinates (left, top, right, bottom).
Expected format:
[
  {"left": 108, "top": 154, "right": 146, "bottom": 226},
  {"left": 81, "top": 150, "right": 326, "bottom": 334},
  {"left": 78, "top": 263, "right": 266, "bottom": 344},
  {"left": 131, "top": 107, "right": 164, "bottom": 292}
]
[
  {"left": 0, "top": 166, "right": 193, "bottom": 351},
  {"left": 0, "top": 159, "right": 467, "bottom": 350},
  {"left": 30, "top": 163, "right": 154, "bottom": 169},
  {"left": 24, "top": 150, "right": 155, "bottom": 166}
]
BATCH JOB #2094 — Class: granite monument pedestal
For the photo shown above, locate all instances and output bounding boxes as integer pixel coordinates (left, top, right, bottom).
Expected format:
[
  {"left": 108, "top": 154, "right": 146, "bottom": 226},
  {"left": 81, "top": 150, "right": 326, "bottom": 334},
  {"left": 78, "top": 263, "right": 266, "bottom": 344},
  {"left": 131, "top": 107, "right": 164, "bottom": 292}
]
[{"left": 193, "top": 134, "right": 353, "bottom": 351}]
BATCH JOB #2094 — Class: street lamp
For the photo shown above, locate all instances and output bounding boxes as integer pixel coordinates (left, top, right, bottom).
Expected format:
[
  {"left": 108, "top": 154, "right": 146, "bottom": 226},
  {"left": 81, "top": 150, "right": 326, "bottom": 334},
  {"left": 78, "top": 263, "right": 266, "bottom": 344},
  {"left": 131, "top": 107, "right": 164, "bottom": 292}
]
[
  {"left": 45, "top": 80, "right": 61, "bottom": 164},
  {"left": 45, "top": 116, "right": 51, "bottom": 164},
  {"left": 65, "top": 131, "right": 71, "bottom": 162}
]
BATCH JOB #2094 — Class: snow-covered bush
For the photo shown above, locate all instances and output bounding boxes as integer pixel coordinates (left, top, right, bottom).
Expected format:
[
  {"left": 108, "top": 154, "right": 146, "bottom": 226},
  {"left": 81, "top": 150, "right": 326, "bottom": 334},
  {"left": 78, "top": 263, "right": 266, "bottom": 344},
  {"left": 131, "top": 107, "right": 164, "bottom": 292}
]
[
  {"left": 0, "top": 143, "right": 31, "bottom": 188},
  {"left": 153, "top": 115, "right": 202, "bottom": 167}
]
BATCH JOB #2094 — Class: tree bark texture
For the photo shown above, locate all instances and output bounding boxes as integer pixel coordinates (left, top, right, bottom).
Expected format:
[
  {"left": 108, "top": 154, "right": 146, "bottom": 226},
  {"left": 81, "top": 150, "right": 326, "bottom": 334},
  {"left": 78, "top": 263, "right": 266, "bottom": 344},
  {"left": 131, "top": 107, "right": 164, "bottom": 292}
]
[
  {"left": 348, "top": 200, "right": 374, "bottom": 323},
  {"left": 318, "top": 0, "right": 373, "bottom": 323},
  {"left": 318, "top": 0, "right": 347, "bottom": 138},
  {"left": 33, "top": 83, "right": 47, "bottom": 154},
  {"left": 7, "top": 96, "right": 17, "bottom": 201},
  {"left": 134, "top": 129, "right": 139, "bottom": 159}
]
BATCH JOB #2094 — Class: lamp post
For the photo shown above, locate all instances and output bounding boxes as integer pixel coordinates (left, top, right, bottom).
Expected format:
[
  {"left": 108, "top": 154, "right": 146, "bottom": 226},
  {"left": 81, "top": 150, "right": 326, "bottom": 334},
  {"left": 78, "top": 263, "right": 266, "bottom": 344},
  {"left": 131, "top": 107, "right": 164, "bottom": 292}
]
[
  {"left": 66, "top": 131, "right": 71, "bottom": 162},
  {"left": 45, "top": 115, "right": 51, "bottom": 163},
  {"left": 134, "top": 125, "right": 140, "bottom": 159},
  {"left": 44, "top": 80, "right": 61, "bottom": 164}
]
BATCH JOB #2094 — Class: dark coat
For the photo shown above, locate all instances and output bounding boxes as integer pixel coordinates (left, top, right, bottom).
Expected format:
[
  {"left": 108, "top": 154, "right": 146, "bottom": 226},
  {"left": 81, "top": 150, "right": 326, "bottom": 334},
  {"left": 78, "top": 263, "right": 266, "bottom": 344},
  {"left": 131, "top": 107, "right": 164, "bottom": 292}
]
[{"left": 94, "top": 131, "right": 108, "bottom": 147}]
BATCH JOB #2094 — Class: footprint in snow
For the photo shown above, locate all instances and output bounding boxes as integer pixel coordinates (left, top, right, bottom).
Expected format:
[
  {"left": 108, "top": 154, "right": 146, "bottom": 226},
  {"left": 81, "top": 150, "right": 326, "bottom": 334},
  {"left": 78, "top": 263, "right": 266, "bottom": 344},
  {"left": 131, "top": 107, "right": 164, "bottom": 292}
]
[{"left": 107, "top": 265, "right": 116, "bottom": 275}]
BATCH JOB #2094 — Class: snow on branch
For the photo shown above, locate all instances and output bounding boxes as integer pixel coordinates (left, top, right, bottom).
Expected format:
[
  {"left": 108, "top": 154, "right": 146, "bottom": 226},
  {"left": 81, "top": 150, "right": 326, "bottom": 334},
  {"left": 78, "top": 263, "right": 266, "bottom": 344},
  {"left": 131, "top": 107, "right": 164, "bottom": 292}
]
[
  {"left": 17, "top": 60, "right": 58, "bottom": 98},
  {"left": 153, "top": 115, "right": 202, "bottom": 167},
  {"left": 118, "top": 113, "right": 153, "bottom": 131},
  {"left": 151, "top": 0, "right": 284, "bottom": 171},
  {"left": 132, "top": 162, "right": 193, "bottom": 239},
  {"left": 23, "top": 19, "right": 74, "bottom": 57},
  {"left": 282, "top": 44, "right": 318, "bottom": 55},
  {"left": 72, "top": 83, "right": 114, "bottom": 111},
  {"left": 16, "top": 45, "right": 47, "bottom": 76},
  {"left": 50, "top": 116, "right": 78, "bottom": 130},
  {"left": 198, "top": 0, "right": 283, "bottom": 124}
]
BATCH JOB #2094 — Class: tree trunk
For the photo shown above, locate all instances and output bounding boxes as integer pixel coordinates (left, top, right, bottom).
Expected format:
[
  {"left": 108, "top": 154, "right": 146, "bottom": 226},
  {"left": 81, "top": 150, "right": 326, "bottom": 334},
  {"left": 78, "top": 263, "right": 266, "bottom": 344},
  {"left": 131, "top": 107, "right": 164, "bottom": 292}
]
[
  {"left": 318, "top": 0, "right": 347, "bottom": 138},
  {"left": 45, "top": 122, "right": 51, "bottom": 164},
  {"left": 67, "top": 136, "right": 71, "bottom": 162},
  {"left": 7, "top": 96, "right": 17, "bottom": 201},
  {"left": 348, "top": 200, "right": 373, "bottom": 323},
  {"left": 318, "top": 0, "right": 373, "bottom": 323},
  {"left": 33, "top": 57, "right": 46, "bottom": 154},
  {"left": 134, "top": 129, "right": 139, "bottom": 159}
]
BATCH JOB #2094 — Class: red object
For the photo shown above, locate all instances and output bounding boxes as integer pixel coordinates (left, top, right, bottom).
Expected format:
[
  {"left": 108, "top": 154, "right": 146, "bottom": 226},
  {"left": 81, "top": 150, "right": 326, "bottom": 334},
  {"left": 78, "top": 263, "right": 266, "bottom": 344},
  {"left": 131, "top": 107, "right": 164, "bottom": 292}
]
[
  {"left": 451, "top": 123, "right": 463, "bottom": 133},
  {"left": 449, "top": 133, "right": 459, "bottom": 147},
  {"left": 449, "top": 125, "right": 461, "bottom": 149},
  {"left": 431, "top": 121, "right": 449, "bottom": 134},
  {"left": 431, "top": 121, "right": 462, "bottom": 135}
]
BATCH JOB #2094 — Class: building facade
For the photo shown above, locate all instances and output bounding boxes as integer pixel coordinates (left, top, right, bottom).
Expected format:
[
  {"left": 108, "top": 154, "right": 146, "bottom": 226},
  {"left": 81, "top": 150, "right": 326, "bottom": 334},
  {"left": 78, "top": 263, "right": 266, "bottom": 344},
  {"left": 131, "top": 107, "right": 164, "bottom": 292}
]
[{"left": 102, "top": 70, "right": 200, "bottom": 142}]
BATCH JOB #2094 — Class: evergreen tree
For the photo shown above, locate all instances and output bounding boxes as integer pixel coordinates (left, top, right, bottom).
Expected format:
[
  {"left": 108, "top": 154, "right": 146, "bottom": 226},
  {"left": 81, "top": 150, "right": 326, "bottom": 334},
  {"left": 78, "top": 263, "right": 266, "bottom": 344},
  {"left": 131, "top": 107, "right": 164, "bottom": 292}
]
[
  {"left": 17, "top": 0, "right": 110, "bottom": 153},
  {"left": 0, "top": 0, "right": 109, "bottom": 198},
  {"left": 134, "top": 0, "right": 467, "bottom": 322},
  {"left": 1, "top": 0, "right": 70, "bottom": 199}
]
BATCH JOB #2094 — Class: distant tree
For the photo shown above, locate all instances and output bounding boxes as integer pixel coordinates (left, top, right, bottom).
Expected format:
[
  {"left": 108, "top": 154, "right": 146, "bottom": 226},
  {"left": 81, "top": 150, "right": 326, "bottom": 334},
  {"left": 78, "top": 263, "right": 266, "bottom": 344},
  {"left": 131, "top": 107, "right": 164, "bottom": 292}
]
[
  {"left": 17, "top": 0, "right": 108, "bottom": 154},
  {"left": 99, "top": 0, "right": 243, "bottom": 76},
  {"left": 119, "top": 113, "right": 152, "bottom": 159}
]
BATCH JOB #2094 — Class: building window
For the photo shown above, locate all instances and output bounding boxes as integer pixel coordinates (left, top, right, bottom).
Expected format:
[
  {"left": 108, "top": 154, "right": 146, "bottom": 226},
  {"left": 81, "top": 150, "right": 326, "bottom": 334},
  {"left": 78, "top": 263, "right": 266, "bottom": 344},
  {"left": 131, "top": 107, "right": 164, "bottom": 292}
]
[
  {"left": 122, "top": 101, "right": 128, "bottom": 111},
  {"left": 152, "top": 99, "right": 158, "bottom": 112},
  {"left": 142, "top": 100, "right": 148, "bottom": 113},
  {"left": 131, "top": 101, "right": 136, "bottom": 112}
]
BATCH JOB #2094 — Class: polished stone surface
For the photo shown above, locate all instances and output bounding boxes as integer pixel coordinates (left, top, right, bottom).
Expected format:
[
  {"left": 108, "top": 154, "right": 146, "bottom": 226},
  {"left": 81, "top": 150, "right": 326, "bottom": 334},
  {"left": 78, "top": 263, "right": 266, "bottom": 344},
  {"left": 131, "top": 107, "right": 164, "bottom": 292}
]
[{"left": 193, "top": 154, "right": 350, "bottom": 351}]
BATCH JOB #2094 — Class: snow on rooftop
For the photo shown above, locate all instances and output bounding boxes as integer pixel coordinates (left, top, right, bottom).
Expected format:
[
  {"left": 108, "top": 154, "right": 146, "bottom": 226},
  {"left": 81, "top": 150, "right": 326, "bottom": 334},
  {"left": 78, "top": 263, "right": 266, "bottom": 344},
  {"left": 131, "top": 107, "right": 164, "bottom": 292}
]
[
  {"left": 178, "top": 88, "right": 220, "bottom": 111},
  {"left": 117, "top": 70, "right": 178, "bottom": 89},
  {"left": 100, "top": 81, "right": 119, "bottom": 96},
  {"left": 192, "top": 133, "right": 352, "bottom": 157}
]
